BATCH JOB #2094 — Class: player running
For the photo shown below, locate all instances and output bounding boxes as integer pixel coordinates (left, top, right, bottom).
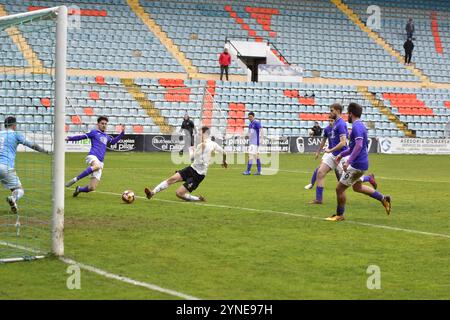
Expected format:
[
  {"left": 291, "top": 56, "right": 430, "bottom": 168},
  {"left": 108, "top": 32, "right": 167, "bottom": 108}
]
[
  {"left": 243, "top": 112, "right": 262, "bottom": 175},
  {"left": 305, "top": 117, "right": 335, "bottom": 190},
  {"left": 309, "top": 103, "right": 348, "bottom": 204},
  {"left": 305, "top": 117, "right": 377, "bottom": 190},
  {"left": 326, "top": 103, "right": 391, "bottom": 221},
  {"left": 144, "top": 126, "right": 227, "bottom": 202},
  {"left": 0, "top": 116, "right": 49, "bottom": 213},
  {"left": 65, "top": 116, "right": 125, "bottom": 197}
]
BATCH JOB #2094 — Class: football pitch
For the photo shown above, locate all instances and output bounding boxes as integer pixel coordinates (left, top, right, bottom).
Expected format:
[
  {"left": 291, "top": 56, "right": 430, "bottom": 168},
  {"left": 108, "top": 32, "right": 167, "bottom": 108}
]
[{"left": 1, "top": 152, "right": 449, "bottom": 300}]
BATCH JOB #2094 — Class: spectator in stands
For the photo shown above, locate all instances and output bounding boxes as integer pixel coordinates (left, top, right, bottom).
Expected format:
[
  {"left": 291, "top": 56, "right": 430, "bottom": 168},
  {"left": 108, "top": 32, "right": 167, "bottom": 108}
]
[
  {"left": 309, "top": 122, "right": 323, "bottom": 137},
  {"left": 404, "top": 38, "right": 414, "bottom": 65},
  {"left": 219, "top": 48, "right": 231, "bottom": 81},
  {"left": 406, "top": 18, "right": 415, "bottom": 39},
  {"left": 179, "top": 114, "right": 196, "bottom": 156}
]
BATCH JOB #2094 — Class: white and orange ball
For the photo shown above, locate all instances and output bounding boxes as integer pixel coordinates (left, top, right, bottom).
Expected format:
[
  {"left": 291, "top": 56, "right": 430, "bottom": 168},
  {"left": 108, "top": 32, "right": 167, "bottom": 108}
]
[{"left": 121, "top": 190, "right": 135, "bottom": 204}]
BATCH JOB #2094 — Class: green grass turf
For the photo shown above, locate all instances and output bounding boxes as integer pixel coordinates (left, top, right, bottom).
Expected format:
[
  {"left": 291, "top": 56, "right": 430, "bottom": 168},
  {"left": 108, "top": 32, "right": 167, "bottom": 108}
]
[{"left": 1, "top": 152, "right": 449, "bottom": 299}]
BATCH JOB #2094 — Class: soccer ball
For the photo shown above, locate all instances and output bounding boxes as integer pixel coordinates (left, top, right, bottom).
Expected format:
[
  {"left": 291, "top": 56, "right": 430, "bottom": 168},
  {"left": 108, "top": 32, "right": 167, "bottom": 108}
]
[{"left": 121, "top": 190, "right": 135, "bottom": 204}]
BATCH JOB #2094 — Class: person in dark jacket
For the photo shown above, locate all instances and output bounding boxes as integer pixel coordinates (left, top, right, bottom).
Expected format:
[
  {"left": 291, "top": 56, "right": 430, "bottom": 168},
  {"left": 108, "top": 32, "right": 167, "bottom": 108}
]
[
  {"left": 219, "top": 48, "right": 231, "bottom": 81},
  {"left": 404, "top": 38, "right": 414, "bottom": 65},
  {"left": 179, "top": 114, "right": 196, "bottom": 155},
  {"left": 405, "top": 18, "right": 414, "bottom": 39},
  {"left": 309, "top": 122, "right": 323, "bottom": 137}
]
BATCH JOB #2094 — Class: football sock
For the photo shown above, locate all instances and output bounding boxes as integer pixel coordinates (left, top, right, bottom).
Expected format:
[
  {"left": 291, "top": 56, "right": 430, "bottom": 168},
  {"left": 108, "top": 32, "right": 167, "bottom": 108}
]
[
  {"left": 370, "top": 191, "right": 384, "bottom": 202},
  {"left": 184, "top": 194, "right": 200, "bottom": 201},
  {"left": 256, "top": 159, "right": 261, "bottom": 173},
  {"left": 246, "top": 160, "right": 253, "bottom": 172},
  {"left": 154, "top": 180, "right": 169, "bottom": 193},
  {"left": 316, "top": 186, "right": 324, "bottom": 202},
  {"left": 79, "top": 186, "right": 90, "bottom": 193},
  {"left": 76, "top": 167, "right": 93, "bottom": 181},
  {"left": 310, "top": 168, "right": 318, "bottom": 186},
  {"left": 337, "top": 205, "right": 345, "bottom": 216},
  {"left": 12, "top": 188, "right": 24, "bottom": 202}
]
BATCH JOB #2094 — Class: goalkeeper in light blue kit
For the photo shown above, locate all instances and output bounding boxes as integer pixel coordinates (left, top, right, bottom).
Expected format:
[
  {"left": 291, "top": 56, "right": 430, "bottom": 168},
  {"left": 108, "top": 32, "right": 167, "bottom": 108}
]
[
  {"left": 65, "top": 116, "right": 124, "bottom": 197},
  {"left": 243, "top": 112, "right": 262, "bottom": 175},
  {"left": 0, "top": 116, "right": 49, "bottom": 213}
]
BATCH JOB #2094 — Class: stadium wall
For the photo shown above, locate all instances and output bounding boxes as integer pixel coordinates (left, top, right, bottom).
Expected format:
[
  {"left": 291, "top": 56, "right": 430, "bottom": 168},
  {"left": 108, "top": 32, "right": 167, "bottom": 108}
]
[{"left": 62, "top": 135, "right": 450, "bottom": 154}]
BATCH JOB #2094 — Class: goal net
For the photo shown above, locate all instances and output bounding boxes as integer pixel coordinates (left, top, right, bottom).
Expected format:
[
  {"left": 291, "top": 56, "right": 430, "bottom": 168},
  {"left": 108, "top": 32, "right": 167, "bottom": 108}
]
[{"left": 0, "top": 6, "right": 66, "bottom": 263}]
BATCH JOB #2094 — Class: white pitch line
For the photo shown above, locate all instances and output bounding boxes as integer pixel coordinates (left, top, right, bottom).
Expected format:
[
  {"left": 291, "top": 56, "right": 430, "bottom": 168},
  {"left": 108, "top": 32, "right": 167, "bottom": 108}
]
[
  {"left": 0, "top": 242, "right": 201, "bottom": 300},
  {"left": 0, "top": 241, "right": 47, "bottom": 262},
  {"left": 59, "top": 257, "right": 201, "bottom": 300},
  {"left": 96, "top": 190, "right": 450, "bottom": 239},
  {"left": 0, "top": 240, "right": 45, "bottom": 254}
]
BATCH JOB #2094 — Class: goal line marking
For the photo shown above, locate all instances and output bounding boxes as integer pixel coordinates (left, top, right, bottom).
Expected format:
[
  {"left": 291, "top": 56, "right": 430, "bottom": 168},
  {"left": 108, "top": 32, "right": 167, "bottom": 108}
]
[
  {"left": 60, "top": 257, "right": 201, "bottom": 300},
  {"left": 0, "top": 241, "right": 200, "bottom": 299}
]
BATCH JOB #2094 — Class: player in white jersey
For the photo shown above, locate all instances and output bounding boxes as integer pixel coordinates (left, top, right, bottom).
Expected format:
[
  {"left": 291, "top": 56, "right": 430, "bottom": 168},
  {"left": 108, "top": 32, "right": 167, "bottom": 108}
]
[
  {"left": 0, "top": 116, "right": 49, "bottom": 213},
  {"left": 144, "top": 126, "right": 227, "bottom": 202}
]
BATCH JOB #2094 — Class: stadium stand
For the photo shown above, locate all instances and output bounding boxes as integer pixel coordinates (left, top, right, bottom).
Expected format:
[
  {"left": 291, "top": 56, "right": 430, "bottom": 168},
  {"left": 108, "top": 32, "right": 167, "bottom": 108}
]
[
  {"left": 3, "top": 73, "right": 449, "bottom": 138},
  {"left": 0, "top": 0, "right": 449, "bottom": 138},
  {"left": 345, "top": 0, "right": 450, "bottom": 83},
  {"left": 1, "top": 0, "right": 184, "bottom": 72},
  {"left": 144, "top": 0, "right": 426, "bottom": 81}
]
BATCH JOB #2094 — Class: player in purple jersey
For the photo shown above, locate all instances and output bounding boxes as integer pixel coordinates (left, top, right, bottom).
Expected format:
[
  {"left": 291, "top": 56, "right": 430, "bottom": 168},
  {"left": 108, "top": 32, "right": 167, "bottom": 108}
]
[
  {"left": 243, "top": 112, "right": 263, "bottom": 175},
  {"left": 305, "top": 117, "right": 377, "bottom": 190},
  {"left": 326, "top": 103, "right": 391, "bottom": 221},
  {"left": 309, "top": 103, "right": 348, "bottom": 204},
  {"left": 65, "top": 116, "right": 125, "bottom": 197},
  {"left": 305, "top": 117, "right": 335, "bottom": 190}
]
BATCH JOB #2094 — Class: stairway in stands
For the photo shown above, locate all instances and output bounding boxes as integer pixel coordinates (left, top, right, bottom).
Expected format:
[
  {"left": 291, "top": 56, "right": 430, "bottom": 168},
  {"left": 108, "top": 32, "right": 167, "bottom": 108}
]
[
  {"left": 121, "top": 78, "right": 173, "bottom": 134},
  {"left": 333, "top": 0, "right": 431, "bottom": 85},
  {"left": 357, "top": 86, "right": 415, "bottom": 137},
  {"left": 127, "top": 0, "right": 198, "bottom": 77}
]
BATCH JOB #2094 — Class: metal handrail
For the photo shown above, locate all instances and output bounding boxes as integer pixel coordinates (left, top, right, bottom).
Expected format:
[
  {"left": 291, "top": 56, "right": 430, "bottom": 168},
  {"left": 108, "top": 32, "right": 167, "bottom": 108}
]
[
  {"left": 268, "top": 41, "right": 290, "bottom": 65},
  {"left": 224, "top": 36, "right": 290, "bottom": 65},
  {"left": 224, "top": 38, "right": 244, "bottom": 59}
]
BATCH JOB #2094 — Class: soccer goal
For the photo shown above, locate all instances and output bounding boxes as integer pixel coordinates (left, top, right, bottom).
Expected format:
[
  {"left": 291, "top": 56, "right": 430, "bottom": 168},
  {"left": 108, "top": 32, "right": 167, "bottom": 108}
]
[{"left": 0, "top": 6, "right": 67, "bottom": 262}]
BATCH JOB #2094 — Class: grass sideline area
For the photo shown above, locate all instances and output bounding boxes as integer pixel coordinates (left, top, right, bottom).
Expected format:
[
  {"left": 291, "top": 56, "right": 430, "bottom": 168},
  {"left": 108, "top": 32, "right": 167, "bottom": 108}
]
[{"left": 1, "top": 152, "right": 449, "bottom": 299}]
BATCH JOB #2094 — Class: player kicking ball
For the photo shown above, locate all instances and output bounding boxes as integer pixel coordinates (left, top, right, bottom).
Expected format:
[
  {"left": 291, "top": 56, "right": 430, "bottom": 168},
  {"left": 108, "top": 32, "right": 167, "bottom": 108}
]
[
  {"left": 65, "top": 116, "right": 125, "bottom": 197},
  {"left": 144, "top": 126, "right": 227, "bottom": 202},
  {"left": 326, "top": 103, "right": 391, "bottom": 222}
]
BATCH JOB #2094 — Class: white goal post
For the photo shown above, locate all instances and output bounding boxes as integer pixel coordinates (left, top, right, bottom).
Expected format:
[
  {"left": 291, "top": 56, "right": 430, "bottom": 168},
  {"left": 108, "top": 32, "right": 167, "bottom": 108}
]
[{"left": 0, "top": 6, "right": 67, "bottom": 261}]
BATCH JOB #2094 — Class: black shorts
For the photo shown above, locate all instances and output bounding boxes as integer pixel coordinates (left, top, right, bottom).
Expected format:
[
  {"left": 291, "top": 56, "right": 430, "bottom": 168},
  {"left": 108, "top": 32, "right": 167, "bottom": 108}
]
[{"left": 177, "top": 166, "right": 205, "bottom": 192}]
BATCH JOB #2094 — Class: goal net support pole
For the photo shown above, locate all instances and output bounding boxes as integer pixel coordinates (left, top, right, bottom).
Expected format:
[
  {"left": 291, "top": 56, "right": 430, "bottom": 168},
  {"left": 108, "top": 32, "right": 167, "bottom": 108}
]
[{"left": 52, "top": 5, "right": 67, "bottom": 257}]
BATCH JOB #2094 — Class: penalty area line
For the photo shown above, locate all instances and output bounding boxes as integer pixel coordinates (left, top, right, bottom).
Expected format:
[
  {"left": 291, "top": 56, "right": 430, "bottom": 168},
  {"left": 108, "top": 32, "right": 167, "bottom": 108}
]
[{"left": 96, "top": 190, "right": 450, "bottom": 240}]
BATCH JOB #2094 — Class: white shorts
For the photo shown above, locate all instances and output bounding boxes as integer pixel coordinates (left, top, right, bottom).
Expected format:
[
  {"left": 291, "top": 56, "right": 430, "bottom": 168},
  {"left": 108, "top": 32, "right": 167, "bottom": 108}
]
[
  {"left": 86, "top": 155, "right": 104, "bottom": 181},
  {"left": 248, "top": 144, "right": 259, "bottom": 155},
  {"left": 339, "top": 165, "right": 365, "bottom": 187},
  {"left": 322, "top": 153, "right": 348, "bottom": 171},
  {"left": 0, "top": 164, "right": 21, "bottom": 190}
]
